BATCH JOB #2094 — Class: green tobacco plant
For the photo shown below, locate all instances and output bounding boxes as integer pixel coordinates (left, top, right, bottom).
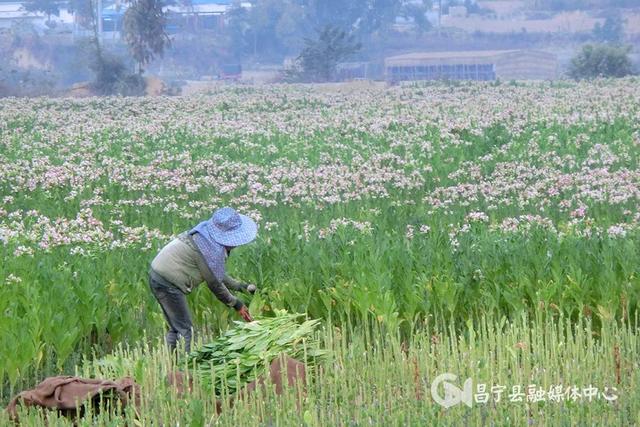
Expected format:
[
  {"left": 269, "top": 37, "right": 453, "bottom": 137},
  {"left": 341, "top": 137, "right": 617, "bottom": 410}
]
[
  {"left": 1, "top": 80, "right": 640, "bottom": 395},
  {"left": 4, "top": 315, "right": 640, "bottom": 425}
]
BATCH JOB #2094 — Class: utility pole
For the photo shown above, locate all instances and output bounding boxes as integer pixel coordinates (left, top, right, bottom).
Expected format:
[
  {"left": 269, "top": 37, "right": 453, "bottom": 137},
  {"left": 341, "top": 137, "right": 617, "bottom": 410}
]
[
  {"left": 97, "top": 0, "right": 103, "bottom": 40},
  {"left": 438, "top": 0, "right": 442, "bottom": 37}
]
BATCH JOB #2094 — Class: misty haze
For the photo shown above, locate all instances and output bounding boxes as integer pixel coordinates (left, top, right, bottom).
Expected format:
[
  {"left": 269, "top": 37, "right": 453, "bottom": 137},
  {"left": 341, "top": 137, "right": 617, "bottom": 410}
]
[
  {"left": 0, "top": 0, "right": 638, "bottom": 94},
  {"left": 1, "top": 1, "right": 640, "bottom": 426}
]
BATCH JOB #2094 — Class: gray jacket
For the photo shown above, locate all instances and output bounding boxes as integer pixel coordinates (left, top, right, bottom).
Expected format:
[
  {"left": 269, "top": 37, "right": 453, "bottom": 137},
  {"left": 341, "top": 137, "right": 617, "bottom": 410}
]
[{"left": 150, "top": 232, "right": 247, "bottom": 309}]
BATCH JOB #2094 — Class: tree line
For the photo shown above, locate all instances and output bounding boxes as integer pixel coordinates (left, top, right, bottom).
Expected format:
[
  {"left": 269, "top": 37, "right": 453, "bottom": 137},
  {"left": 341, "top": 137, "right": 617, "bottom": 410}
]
[{"left": 19, "top": 0, "right": 637, "bottom": 91}]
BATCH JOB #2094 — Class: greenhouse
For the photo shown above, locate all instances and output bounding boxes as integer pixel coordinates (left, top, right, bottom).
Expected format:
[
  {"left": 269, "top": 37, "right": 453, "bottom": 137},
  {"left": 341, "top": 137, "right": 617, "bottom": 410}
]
[{"left": 385, "top": 50, "right": 558, "bottom": 82}]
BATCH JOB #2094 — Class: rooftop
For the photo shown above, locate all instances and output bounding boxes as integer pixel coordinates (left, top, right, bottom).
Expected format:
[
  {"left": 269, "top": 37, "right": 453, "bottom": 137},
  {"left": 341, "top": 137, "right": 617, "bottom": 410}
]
[
  {"left": 102, "top": 0, "right": 233, "bottom": 16},
  {"left": 386, "top": 50, "right": 520, "bottom": 61}
]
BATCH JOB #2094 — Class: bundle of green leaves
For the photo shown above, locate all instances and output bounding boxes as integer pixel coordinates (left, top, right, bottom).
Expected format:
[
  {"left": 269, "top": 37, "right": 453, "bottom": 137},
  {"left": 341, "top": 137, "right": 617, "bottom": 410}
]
[{"left": 188, "top": 310, "right": 327, "bottom": 396}]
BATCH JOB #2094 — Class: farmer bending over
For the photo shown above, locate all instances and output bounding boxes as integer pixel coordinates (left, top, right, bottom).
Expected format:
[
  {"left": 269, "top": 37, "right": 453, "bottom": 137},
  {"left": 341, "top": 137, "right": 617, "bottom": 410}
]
[{"left": 149, "top": 207, "right": 257, "bottom": 353}]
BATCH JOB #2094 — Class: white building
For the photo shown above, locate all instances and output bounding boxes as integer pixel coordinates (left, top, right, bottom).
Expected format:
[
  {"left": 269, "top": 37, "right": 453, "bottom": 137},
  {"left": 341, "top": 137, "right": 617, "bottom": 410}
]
[{"left": 0, "top": 1, "right": 74, "bottom": 30}]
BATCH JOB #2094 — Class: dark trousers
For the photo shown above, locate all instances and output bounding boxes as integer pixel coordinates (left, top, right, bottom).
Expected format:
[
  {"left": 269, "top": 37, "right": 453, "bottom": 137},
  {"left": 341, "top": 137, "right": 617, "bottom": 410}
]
[{"left": 149, "top": 275, "right": 193, "bottom": 353}]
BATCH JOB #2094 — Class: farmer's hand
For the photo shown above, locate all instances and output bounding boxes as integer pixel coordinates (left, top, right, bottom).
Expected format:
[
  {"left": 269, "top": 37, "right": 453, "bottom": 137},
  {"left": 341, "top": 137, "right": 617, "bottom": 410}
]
[
  {"left": 238, "top": 305, "right": 253, "bottom": 322},
  {"left": 246, "top": 284, "right": 257, "bottom": 294}
]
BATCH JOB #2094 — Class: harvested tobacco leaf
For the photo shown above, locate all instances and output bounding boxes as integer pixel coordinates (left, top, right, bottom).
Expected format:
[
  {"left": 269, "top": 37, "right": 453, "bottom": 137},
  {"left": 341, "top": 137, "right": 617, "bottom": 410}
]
[{"left": 188, "top": 310, "right": 327, "bottom": 396}]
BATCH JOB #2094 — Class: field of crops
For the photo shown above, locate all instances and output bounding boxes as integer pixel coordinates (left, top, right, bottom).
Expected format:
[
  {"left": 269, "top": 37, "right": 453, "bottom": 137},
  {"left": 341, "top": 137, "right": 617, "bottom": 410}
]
[{"left": 1, "top": 78, "right": 640, "bottom": 424}]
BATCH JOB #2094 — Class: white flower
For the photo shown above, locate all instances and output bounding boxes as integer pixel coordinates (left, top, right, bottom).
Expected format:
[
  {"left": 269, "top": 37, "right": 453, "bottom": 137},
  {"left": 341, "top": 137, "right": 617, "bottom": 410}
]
[
  {"left": 607, "top": 225, "right": 627, "bottom": 238},
  {"left": 5, "top": 274, "right": 22, "bottom": 284}
]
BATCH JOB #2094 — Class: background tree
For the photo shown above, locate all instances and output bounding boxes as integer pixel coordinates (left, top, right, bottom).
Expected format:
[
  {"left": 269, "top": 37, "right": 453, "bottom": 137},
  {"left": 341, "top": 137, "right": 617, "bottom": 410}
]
[
  {"left": 226, "top": 0, "right": 308, "bottom": 61},
  {"left": 176, "top": 0, "right": 196, "bottom": 32},
  {"left": 23, "top": 0, "right": 63, "bottom": 24},
  {"left": 78, "top": 0, "right": 144, "bottom": 95},
  {"left": 226, "top": 0, "right": 423, "bottom": 62},
  {"left": 225, "top": 5, "right": 253, "bottom": 58},
  {"left": 592, "top": 13, "right": 625, "bottom": 44},
  {"left": 358, "top": 0, "right": 403, "bottom": 36},
  {"left": 275, "top": 2, "right": 307, "bottom": 53},
  {"left": 568, "top": 44, "right": 634, "bottom": 79},
  {"left": 304, "top": 0, "right": 367, "bottom": 33},
  {"left": 67, "top": 0, "right": 95, "bottom": 28},
  {"left": 304, "top": 0, "right": 404, "bottom": 38},
  {"left": 296, "top": 25, "right": 362, "bottom": 82},
  {"left": 123, "top": 0, "right": 170, "bottom": 73},
  {"left": 401, "top": 0, "right": 432, "bottom": 37}
]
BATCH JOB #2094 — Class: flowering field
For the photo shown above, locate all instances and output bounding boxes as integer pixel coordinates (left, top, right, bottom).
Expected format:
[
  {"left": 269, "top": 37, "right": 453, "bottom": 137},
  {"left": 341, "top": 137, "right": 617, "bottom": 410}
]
[{"left": 1, "top": 79, "right": 640, "bottom": 423}]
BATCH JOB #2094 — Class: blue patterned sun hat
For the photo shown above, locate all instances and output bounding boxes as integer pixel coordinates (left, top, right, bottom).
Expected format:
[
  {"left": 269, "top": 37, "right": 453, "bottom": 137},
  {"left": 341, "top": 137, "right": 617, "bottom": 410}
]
[
  {"left": 208, "top": 207, "right": 258, "bottom": 247},
  {"left": 189, "top": 207, "right": 257, "bottom": 282}
]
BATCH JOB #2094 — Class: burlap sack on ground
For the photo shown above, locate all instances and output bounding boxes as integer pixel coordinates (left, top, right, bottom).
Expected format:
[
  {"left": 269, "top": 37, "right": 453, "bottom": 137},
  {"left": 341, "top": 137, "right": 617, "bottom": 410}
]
[
  {"left": 6, "top": 376, "right": 140, "bottom": 421},
  {"left": 6, "top": 355, "right": 304, "bottom": 421}
]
